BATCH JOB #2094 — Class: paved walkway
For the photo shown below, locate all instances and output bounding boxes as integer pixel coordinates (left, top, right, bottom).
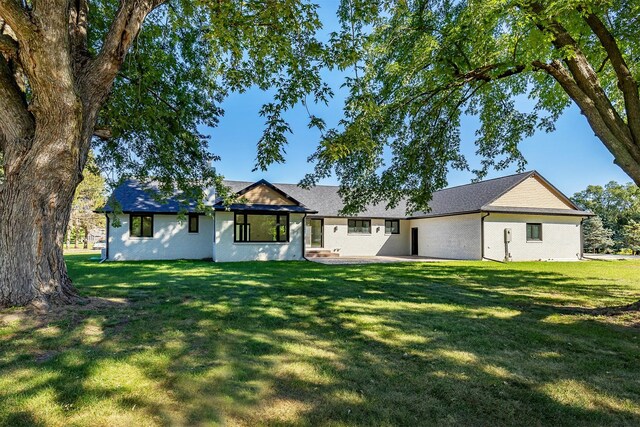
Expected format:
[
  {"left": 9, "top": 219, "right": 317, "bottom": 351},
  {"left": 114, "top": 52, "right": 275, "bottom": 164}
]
[
  {"left": 582, "top": 254, "right": 640, "bottom": 261},
  {"left": 308, "top": 255, "right": 452, "bottom": 265}
]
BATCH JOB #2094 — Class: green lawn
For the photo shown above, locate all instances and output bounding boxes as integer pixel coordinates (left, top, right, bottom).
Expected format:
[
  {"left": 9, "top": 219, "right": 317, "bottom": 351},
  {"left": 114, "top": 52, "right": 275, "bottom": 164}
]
[{"left": 1, "top": 256, "right": 639, "bottom": 426}]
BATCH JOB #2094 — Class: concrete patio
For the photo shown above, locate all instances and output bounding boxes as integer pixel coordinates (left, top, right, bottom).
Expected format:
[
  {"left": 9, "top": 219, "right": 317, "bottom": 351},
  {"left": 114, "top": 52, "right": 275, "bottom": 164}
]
[{"left": 308, "top": 255, "right": 452, "bottom": 265}]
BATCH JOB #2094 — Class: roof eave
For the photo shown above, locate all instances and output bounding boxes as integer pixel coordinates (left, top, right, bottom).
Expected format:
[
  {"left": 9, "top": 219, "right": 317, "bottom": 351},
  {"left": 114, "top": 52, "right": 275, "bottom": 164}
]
[{"left": 480, "top": 207, "right": 595, "bottom": 217}]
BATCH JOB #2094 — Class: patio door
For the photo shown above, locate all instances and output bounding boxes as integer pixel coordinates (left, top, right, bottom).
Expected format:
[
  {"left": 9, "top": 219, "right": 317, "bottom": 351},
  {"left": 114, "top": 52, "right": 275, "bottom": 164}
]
[
  {"left": 411, "top": 227, "right": 419, "bottom": 255},
  {"left": 308, "top": 218, "right": 323, "bottom": 248}
]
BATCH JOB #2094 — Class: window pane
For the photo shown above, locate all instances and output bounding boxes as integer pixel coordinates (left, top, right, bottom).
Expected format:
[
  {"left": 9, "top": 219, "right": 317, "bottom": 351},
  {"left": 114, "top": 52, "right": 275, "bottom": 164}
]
[
  {"left": 142, "top": 216, "right": 153, "bottom": 237},
  {"left": 246, "top": 214, "right": 277, "bottom": 241},
  {"left": 348, "top": 219, "right": 371, "bottom": 234},
  {"left": 189, "top": 215, "right": 198, "bottom": 232},
  {"left": 278, "top": 215, "right": 288, "bottom": 242},
  {"left": 235, "top": 223, "right": 245, "bottom": 241},
  {"left": 527, "top": 224, "right": 541, "bottom": 241},
  {"left": 131, "top": 216, "right": 141, "bottom": 237}
]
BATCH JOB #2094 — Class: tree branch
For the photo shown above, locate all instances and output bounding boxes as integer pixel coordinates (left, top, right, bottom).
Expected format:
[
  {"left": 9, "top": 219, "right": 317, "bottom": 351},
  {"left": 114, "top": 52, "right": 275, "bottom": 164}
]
[
  {"left": 533, "top": 59, "right": 640, "bottom": 181},
  {"left": 406, "top": 63, "right": 527, "bottom": 107},
  {"left": 527, "top": 2, "right": 639, "bottom": 163},
  {"left": 0, "top": 53, "right": 33, "bottom": 154},
  {"left": 0, "top": 32, "right": 17, "bottom": 58},
  {"left": 0, "top": 0, "right": 35, "bottom": 42},
  {"left": 86, "top": 0, "right": 166, "bottom": 101},
  {"left": 69, "top": 0, "right": 90, "bottom": 70},
  {"left": 582, "top": 11, "right": 640, "bottom": 145},
  {"left": 93, "top": 127, "right": 112, "bottom": 140}
]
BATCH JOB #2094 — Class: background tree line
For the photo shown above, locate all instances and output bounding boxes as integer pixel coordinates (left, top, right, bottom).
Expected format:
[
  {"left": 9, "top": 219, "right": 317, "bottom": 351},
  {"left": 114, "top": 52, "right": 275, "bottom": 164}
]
[
  {"left": 572, "top": 182, "right": 640, "bottom": 254},
  {"left": 66, "top": 154, "right": 106, "bottom": 250}
]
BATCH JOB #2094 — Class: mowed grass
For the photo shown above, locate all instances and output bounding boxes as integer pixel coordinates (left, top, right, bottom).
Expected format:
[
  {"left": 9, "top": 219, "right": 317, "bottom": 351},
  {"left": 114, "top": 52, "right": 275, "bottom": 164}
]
[{"left": 1, "top": 256, "right": 640, "bottom": 426}]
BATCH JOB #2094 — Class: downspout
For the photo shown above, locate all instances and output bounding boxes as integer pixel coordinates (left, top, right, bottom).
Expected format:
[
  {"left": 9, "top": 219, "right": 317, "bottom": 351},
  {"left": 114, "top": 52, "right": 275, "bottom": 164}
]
[
  {"left": 104, "top": 214, "right": 110, "bottom": 261},
  {"left": 579, "top": 217, "right": 585, "bottom": 259},
  {"left": 212, "top": 211, "right": 216, "bottom": 262},
  {"left": 302, "top": 213, "right": 309, "bottom": 261},
  {"left": 480, "top": 212, "right": 490, "bottom": 260}
]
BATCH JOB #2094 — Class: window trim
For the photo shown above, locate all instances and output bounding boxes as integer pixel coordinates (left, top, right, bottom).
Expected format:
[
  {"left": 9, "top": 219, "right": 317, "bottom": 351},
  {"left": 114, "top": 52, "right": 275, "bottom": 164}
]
[
  {"left": 234, "top": 212, "right": 290, "bottom": 243},
  {"left": 385, "top": 219, "right": 400, "bottom": 235},
  {"left": 129, "top": 214, "right": 154, "bottom": 238},
  {"left": 188, "top": 213, "right": 199, "bottom": 233},
  {"left": 526, "top": 223, "right": 543, "bottom": 242},
  {"left": 347, "top": 219, "right": 372, "bottom": 235}
]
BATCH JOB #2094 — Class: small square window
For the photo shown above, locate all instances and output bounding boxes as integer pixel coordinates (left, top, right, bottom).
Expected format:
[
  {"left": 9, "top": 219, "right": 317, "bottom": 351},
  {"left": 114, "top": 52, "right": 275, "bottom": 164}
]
[
  {"left": 527, "top": 223, "right": 542, "bottom": 241},
  {"left": 385, "top": 220, "right": 400, "bottom": 234},
  {"left": 188, "top": 214, "right": 199, "bottom": 233},
  {"left": 130, "top": 214, "right": 153, "bottom": 238}
]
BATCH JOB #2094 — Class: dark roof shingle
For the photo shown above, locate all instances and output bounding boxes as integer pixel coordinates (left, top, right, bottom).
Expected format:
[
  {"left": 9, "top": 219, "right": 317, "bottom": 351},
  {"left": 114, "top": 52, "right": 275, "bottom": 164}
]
[{"left": 102, "top": 171, "right": 592, "bottom": 218}]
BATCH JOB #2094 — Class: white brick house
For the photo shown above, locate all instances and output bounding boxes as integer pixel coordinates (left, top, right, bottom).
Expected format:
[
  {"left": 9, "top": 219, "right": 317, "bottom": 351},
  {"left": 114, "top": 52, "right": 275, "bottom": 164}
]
[{"left": 100, "top": 171, "right": 592, "bottom": 262}]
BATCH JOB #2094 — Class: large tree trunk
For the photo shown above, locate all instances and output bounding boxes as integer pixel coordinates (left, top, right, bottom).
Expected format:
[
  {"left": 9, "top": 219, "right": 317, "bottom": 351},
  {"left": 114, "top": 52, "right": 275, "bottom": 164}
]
[
  {"left": 0, "top": 0, "right": 163, "bottom": 309},
  {"left": 0, "top": 120, "right": 84, "bottom": 309}
]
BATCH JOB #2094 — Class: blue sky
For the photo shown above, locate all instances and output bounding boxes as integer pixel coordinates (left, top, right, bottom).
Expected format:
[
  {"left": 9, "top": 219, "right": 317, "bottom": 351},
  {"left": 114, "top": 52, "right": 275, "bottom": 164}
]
[{"left": 203, "top": 1, "right": 631, "bottom": 197}]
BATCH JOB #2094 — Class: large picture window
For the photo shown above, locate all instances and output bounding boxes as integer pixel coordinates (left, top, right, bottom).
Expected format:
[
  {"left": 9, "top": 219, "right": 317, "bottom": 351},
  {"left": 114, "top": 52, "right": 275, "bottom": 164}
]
[
  {"left": 130, "top": 214, "right": 153, "bottom": 238},
  {"left": 385, "top": 219, "right": 400, "bottom": 234},
  {"left": 235, "top": 213, "right": 289, "bottom": 242},
  {"left": 348, "top": 219, "right": 371, "bottom": 234},
  {"left": 526, "top": 223, "right": 542, "bottom": 241}
]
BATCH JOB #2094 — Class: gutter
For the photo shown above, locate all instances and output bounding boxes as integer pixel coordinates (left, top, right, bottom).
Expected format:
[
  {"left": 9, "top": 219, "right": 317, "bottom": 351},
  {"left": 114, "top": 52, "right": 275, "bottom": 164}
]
[{"left": 480, "top": 212, "right": 490, "bottom": 260}]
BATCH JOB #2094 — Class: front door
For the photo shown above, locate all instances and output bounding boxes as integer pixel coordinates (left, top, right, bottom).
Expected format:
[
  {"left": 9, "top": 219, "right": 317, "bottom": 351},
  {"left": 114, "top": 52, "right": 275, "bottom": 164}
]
[
  {"left": 411, "top": 227, "right": 419, "bottom": 255},
  {"left": 308, "top": 218, "right": 323, "bottom": 248}
]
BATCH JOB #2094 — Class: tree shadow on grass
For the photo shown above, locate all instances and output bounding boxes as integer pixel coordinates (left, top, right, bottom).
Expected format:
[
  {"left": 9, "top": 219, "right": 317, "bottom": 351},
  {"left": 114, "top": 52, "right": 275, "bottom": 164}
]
[{"left": 1, "top": 255, "right": 639, "bottom": 425}]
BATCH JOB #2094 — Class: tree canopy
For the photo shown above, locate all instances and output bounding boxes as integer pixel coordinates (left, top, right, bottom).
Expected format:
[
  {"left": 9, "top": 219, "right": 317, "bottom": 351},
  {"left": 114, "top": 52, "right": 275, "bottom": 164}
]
[
  {"left": 297, "top": 0, "right": 640, "bottom": 214},
  {"left": 572, "top": 181, "right": 640, "bottom": 246},
  {"left": 86, "top": 0, "right": 331, "bottom": 201}
]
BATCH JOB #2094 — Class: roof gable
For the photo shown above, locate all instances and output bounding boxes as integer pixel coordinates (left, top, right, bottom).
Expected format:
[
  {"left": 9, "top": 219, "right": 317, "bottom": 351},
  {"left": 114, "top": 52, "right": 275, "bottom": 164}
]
[
  {"left": 485, "top": 173, "right": 578, "bottom": 210},
  {"left": 235, "top": 180, "right": 300, "bottom": 206}
]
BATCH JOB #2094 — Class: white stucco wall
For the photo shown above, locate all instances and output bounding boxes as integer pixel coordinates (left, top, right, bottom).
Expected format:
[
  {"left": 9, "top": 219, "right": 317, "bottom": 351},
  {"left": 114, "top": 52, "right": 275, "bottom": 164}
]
[
  {"left": 409, "top": 214, "right": 482, "bottom": 260},
  {"left": 214, "top": 212, "right": 304, "bottom": 262},
  {"left": 483, "top": 213, "right": 582, "bottom": 261},
  {"left": 108, "top": 214, "right": 214, "bottom": 261},
  {"left": 314, "top": 217, "right": 410, "bottom": 257}
]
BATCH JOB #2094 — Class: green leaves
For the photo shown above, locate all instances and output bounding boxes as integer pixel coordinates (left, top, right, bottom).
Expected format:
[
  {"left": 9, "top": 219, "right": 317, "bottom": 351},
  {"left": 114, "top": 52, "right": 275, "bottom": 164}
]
[
  {"left": 304, "top": 0, "right": 640, "bottom": 214},
  {"left": 91, "top": 0, "right": 329, "bottom": 206}
]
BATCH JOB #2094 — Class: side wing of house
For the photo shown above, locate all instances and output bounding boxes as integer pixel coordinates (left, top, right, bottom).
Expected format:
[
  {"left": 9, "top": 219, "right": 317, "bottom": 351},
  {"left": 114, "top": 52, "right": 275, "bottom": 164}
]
[
  {"left": 482, "top": 174, "right": 586, "bottom": 261},
  {"left": 108, "top": 213, "right": 214, "bottom": 261}
]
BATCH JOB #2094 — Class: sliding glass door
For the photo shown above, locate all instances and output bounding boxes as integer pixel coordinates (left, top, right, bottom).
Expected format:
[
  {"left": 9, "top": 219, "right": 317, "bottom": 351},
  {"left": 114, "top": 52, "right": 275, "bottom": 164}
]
[{"left": 307, "top": 218, "right": 323, "bottom": 248}]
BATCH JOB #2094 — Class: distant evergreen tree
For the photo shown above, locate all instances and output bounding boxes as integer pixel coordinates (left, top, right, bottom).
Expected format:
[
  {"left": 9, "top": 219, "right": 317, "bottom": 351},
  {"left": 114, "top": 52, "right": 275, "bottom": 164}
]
[
  {"left": 623, "top": 221, "right": 640, "bottom": 255},
  {"left": 572, "top": 182, "right": 640, "bottom": 248},
  {"left": 583, "top": 216, "right": 614, "bottom": 253}
]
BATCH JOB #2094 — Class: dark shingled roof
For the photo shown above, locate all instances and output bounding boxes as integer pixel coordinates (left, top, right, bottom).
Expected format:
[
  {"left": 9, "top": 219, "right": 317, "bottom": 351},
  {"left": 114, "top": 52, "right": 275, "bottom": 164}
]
[
  {"left": 101, "top": 171, "right": 592, "bottom": 217},
  {"left": 100, "top": 180, "right": 202, "bottom": 213}
]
